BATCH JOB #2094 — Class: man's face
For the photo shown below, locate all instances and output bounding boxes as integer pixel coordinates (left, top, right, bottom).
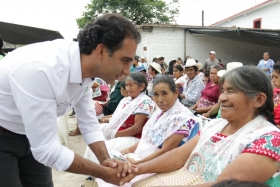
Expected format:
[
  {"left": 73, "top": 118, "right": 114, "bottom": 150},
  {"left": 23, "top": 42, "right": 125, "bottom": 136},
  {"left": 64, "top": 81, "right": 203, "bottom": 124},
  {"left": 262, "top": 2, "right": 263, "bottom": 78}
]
[
  {"left": 263, "top": 53, "right": 270, "bottom": 61},
  {"left": 97, "top": 38, "right": 136, "bottom": 83},
  {"left": 209, "top": 53, "right": 215, "bottom": 59},
  {"left": 186, "top": 66, "right": 197, "bottom": 79}
]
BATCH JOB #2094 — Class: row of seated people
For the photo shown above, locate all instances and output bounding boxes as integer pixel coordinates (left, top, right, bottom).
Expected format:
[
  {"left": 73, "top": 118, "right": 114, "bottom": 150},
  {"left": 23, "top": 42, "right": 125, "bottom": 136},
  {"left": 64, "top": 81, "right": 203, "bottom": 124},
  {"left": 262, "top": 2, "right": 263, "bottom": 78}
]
[{"left": 82, "top": 68, "right": 280, "bottom": 186}]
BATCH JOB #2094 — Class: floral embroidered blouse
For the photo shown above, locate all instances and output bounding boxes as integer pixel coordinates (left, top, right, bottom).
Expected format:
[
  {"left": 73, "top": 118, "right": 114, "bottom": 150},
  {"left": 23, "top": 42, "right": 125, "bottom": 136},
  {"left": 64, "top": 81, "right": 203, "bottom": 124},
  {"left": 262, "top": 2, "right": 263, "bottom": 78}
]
[{"left": 198, "top": 130, "right": 280, "bottom": 162}]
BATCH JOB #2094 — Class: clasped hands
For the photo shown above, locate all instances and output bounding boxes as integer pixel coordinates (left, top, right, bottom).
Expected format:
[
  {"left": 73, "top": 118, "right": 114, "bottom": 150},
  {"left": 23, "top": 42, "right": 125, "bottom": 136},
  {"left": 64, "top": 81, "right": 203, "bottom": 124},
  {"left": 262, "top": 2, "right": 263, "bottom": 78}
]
[{"left": 101, "top": 156, "right": 139, "bottom": 186}]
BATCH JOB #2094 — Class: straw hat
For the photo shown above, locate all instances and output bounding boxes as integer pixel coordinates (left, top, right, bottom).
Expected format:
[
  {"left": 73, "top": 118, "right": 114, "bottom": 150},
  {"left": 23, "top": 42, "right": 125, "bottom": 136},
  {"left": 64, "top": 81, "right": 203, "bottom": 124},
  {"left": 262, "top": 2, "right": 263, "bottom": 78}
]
[
  {"left": 149, "top": 62, "right": 162, "bottom": 74},
  {"left": 184, "top": 59, "right": 203, "bottom": 70},
  {"left": 217, "top": 62, "right": 243, "bottom": 77}
]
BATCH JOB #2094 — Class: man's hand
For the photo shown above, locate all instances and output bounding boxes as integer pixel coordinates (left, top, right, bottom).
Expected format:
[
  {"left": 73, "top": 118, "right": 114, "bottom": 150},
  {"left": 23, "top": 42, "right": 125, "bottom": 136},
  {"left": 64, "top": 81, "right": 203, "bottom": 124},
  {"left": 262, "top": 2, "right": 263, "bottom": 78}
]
[
  {"left": 119, "top": 172, "right": 138, "bottom": 186},
  {"left": 101, "top": 167, "right": 123, "bottom": 185},
  {"left": 102, "top": 158, "right": 138, "bottom": 177}
]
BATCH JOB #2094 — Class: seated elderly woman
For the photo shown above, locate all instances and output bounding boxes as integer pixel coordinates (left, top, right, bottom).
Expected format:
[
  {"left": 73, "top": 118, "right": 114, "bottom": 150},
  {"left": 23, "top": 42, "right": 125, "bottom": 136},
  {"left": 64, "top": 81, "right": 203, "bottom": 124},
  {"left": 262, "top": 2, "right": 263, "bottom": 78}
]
[
  {"left": 119, "top": 66, "right": 280, "bottom": 187},
  {"left": 96, "top": 75, "right": 199, "bottom": 186},
  {"left": 84, "top": 72, "right": 155, "bottom": 163},
  {"left": 190, "top": 65, "right": 223, "bottom": 114}
]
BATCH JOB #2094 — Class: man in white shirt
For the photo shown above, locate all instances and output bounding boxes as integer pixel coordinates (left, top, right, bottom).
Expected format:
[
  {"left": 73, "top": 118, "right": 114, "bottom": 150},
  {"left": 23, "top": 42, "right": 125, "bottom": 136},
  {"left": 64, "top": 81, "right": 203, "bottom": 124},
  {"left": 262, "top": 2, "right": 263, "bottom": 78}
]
[{"left": 0, "top": 14, "right": 140, "bottom": 187}]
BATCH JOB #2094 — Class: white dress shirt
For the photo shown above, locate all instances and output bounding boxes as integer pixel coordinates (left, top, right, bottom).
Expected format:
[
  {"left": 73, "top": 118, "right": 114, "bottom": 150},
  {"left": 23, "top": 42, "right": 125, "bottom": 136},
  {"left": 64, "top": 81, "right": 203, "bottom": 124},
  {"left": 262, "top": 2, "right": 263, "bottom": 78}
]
[{"left": 0, "top": 39, "right": 104, "bottom": 171}]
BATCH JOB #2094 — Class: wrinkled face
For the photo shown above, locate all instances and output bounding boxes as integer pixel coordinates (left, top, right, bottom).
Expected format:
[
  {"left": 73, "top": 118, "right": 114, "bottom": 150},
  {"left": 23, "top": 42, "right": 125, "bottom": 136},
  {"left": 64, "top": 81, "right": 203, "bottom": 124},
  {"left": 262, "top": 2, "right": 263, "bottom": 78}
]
[
  {"left": 125, "top": 79, "right": 145, "bottom": 99},
  {"left": 219, "top": 80, "right": 257, "bottom": 122},
  {"left": 153, "top": 82, "right": 178, "bottom": 112},
  {"left": 263, "top": 53, "right": 270, "bottom": 61},
  {"left": 186, "top": 66, "right": 197, "bottom": 79},
  {"left": 96, "top": 38, "right": 136, "bottom": 83},
  {"left": 120, "top": 87, "right": 128, "bottom": 97},
  {"left": 173, "top": 68, "right": 183, "bottom": 79},
  {"left": 210, "top": 68, "right": 220, "bottom": 84},
  {"left": 272, "top": 70, "right": 280, "bottom": 88}
]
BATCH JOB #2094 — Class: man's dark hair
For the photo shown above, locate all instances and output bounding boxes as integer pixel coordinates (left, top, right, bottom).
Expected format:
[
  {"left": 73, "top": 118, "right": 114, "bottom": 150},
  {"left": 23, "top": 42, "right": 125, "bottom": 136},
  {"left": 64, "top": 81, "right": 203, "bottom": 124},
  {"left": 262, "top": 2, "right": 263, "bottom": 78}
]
[
  {"left": 77, "top": 14, "right": 141, "bottom": 56},
  {"left": 177, "top": 57, "right": 181, "bottom": 60},
  {"left": 212, "top": 179, "right": 269, "bottom": 187},
  {"left": 153, "top": 57, "right": 158, "bottom": 62},
  {"left": 159, "top": 57, "right": 164, "bottom": 61}
]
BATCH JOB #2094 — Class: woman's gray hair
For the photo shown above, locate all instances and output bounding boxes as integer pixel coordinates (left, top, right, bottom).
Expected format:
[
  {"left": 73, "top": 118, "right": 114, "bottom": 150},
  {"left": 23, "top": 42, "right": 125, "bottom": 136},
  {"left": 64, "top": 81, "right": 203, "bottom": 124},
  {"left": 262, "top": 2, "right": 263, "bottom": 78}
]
[
  {"left": 219, "top": 66, "right": 275, "bottom": 125},
  {"left": 210, "top": 65, "right": 223, "bottom": 71},
  {"left": 126, "top": 72, "right": 148, "bottom": 92}
]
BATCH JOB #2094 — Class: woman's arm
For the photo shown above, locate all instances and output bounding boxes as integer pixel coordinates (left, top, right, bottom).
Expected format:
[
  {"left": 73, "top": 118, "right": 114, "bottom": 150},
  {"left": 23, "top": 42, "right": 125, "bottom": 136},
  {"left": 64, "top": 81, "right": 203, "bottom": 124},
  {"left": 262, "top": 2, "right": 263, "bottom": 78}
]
[
  {"left": 136, "top": 134, "right": 185, "bottom": 164},
  {"left": 202, "top": 103, "right": 220, "bottom": 118},
  {"left": 190, "top": 99, "right": 200, "bottom": 109},
  {"left": 175, "top": 83, "right": 182, "bottom": 88},
  {"left": 195, "top": 105, "right": 214, "bottom": 114},
  {"left": 115, "top": 114, "right": 147, "bottom": 138},
  {"left": 217, "top": 153, "right": 278, "bottom": 183}
]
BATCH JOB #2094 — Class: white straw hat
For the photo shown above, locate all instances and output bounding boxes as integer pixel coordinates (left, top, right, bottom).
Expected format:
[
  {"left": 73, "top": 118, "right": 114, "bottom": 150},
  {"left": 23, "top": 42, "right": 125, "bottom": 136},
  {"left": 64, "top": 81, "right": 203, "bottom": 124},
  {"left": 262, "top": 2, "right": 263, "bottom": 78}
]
[
  {"left": 217, "top": 62, "right": 243, "bottom": 77},
  {"left": 149, "top": 62, "right": 162, "bottom": 74}
]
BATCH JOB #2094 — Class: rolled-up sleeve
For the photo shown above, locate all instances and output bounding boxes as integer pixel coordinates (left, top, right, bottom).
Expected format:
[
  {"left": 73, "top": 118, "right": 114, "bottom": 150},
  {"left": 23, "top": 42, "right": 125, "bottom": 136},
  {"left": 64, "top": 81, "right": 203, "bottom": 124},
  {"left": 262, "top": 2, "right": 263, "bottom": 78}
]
[
  {"left": 9, "top": 62, "right": 74, "bottom": 171},
  {"left": 74, "top": 89, "right": 105, "bottom": 145}
]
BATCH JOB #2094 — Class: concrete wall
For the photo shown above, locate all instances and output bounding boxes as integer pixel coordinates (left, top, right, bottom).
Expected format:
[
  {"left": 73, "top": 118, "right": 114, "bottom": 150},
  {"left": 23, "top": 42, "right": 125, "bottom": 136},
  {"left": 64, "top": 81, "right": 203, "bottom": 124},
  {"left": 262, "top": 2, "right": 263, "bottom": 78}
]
[
  {"left": 136, "top": 27, "right": 280, "bottom": 67},
  {"left": 136, "top": 27, "right": 185, "bottom": 64},
  {"left": 216, "top": 3, "right": 280, "bottom": 29},
  {"left": 185, "top": 32, "right": 280, "bottom": 66}
]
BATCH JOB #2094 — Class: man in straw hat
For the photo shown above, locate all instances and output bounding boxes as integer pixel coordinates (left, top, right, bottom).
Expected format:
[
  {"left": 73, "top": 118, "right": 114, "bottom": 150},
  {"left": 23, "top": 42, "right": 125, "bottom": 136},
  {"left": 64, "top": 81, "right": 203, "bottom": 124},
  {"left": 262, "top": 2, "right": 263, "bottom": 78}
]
[
  {"left": 148, "top": 62, "right": 162, "bottom": 96},
  {"left": 181, "top": 59, "right": 205, "bottom": 107}
]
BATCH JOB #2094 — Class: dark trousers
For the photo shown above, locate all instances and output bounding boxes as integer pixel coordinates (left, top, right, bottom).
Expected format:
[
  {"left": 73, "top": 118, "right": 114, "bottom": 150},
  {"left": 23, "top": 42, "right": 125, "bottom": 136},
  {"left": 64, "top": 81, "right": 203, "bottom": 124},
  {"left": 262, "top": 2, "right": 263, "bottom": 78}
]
[{"left": 0, "top": 129, "right": 53, "bottom": 187}]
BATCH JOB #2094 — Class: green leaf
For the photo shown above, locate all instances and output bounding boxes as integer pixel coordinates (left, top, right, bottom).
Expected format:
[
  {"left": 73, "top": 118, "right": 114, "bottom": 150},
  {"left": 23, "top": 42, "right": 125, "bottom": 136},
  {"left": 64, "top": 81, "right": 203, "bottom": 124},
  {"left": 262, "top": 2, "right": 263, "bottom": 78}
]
[{"left": 76, "top": 0, "right": 180, "bottom": 28}]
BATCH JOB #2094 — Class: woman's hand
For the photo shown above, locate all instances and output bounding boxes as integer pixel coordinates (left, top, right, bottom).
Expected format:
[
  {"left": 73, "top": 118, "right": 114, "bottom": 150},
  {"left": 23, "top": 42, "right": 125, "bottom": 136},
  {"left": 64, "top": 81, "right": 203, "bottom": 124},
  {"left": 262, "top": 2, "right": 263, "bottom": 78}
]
[
  {"left": 202, "top": 112, "right": 210, "bottom": 118},
  {"left": 126, "top": 156, "right": 143, "bottom": 165},
  {"left": 99, "top": 117, "right": 109, "bottom": 123},
  {"left": 195, "top": 108, "right": 203, "bottom": 113},
  {"left": 102, "top": 158, "right": 138, "bottom": 177},
  {"left": 189, "top": 105, "right": 196, "bottom": 110},
  {"left": 121, "top": 148, "right": 131, "bottom": 155}
]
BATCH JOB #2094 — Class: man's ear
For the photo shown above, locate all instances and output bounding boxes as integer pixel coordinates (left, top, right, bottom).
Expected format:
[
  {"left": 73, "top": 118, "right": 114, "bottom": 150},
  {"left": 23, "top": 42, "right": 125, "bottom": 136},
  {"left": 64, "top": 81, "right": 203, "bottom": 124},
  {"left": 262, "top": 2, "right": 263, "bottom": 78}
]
[{"left": 95, "top": 44, "right": 106, "bottom": 58}]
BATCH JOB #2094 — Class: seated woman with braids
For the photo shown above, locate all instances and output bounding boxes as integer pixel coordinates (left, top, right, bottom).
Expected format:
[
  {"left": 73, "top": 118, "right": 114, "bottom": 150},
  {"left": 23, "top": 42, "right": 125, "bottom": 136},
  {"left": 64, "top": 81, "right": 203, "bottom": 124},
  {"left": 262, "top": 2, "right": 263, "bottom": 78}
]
[
  {"left": 119, "top": 66, "right": 280, "bottom": 187},
  {"left": 96, "top": 75, "right": 199, "bottom": 186},
  {"left": 84, "top": 72, "right": 155, "bottom": 163}
]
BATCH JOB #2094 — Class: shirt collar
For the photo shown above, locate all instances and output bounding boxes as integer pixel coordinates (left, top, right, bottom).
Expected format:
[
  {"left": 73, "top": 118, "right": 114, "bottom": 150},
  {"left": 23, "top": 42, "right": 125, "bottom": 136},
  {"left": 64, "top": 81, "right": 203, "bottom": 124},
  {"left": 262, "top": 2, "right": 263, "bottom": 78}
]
[{"left": 69, "top": 42, "right": 82, "bottom": 84}]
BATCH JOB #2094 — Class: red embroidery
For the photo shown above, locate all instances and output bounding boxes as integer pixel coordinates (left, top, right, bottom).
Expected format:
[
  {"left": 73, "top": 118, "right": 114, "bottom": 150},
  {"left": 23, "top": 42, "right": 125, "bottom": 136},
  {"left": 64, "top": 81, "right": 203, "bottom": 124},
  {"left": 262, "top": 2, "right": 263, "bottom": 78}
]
[
  {"left": 271, "top": 136, "right": 280, "bottom": 147},
  {"left": 253, "top": 137, "right": 267, "bottom": 147}
]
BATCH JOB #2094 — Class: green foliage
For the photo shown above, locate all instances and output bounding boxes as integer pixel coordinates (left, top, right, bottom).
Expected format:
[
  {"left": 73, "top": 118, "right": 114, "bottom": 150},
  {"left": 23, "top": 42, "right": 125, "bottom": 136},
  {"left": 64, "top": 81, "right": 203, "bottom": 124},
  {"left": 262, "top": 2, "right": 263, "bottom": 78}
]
[{"left": 76, "top": 0, "right": 179, "bottom": 28}]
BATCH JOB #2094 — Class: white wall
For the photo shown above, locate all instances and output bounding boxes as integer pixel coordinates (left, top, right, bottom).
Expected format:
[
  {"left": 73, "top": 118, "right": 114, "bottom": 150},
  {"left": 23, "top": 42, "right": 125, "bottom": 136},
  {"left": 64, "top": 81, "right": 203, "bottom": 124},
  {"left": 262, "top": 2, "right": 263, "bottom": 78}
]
[
  {"left": 136, "top": 27, "right": 185, "bottom": 64},
  {"left": 185, "top": 32, "right": 280, "bottom": 66},
  {"left": 216, "top": 3, "right": 280, "bottom": 29}
]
